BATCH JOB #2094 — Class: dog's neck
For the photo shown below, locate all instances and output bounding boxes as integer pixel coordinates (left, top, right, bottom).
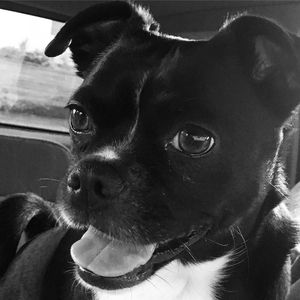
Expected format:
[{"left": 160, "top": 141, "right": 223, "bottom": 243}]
[{"left": 93, "top": 253, "right": 232, "bottom": 300}]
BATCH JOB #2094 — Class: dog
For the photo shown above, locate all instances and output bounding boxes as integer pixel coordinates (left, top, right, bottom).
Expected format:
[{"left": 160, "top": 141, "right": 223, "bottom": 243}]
[{"left": 0, "top": 1, "right": 300, "bottom": 299}]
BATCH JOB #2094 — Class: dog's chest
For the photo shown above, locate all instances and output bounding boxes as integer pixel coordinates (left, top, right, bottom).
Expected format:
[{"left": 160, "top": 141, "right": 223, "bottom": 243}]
[{"left": 93, "top": 253, "right": 231, "bottom": 300}]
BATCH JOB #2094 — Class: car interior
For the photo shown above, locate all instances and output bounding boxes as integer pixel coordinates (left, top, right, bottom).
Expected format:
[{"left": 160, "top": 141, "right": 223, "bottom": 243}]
[{"left": 0, "top": 1, "right": 300, "bottom": 298}]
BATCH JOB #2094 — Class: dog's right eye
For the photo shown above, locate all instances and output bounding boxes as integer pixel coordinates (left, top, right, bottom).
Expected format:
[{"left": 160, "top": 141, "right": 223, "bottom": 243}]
[
  {"left": 168, "top": 125, "right": 215, "bottom": 157},
  {"left": 69, "top": 107, "right": 91, "bottom": 133}
]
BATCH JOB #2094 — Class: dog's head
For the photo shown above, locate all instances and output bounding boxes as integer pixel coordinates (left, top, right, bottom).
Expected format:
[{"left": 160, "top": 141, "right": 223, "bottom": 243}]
[{"left": 46, "top": 1, "right": 300, "bottom": 291}]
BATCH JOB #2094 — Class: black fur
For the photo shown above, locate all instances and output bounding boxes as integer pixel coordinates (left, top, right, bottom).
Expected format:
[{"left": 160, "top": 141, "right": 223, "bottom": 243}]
[{"left": 1, "top": 1, "right": 300, "bottom": 299}]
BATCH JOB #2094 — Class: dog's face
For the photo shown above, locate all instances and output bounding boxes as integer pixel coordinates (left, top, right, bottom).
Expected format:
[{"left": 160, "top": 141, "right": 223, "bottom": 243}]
[{"left": 46, "top": 1, "right": 300, "bottom": 291}]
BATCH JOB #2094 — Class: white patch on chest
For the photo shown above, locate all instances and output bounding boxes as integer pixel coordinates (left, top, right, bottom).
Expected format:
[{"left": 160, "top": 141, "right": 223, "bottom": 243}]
[{"left": 92, "top": 253, "right": 231, "bottom": 300}]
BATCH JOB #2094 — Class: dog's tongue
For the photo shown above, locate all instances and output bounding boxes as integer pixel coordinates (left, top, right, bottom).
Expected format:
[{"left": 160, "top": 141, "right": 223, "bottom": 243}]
[{"left": 70, "top": 226, "right": 156, "bottom": 277}]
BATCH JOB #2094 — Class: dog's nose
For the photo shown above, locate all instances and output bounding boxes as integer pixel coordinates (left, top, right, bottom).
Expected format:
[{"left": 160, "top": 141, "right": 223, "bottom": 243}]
[
  {"left": 89, "top": 172, "right": 124, "bottom": 199},
  {"left": 67, "top": 171, "right": 81, "bottom": 192},
  {"left": 67, "top": 164, "right": 124, "bottom": 208}
]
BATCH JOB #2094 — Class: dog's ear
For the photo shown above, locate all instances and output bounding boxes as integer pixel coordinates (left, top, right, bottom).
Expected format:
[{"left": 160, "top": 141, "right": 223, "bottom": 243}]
[
  {"left": 45, "top": 1, "right": 158, "bottom": 78},
  {"left": 219, "top": 16, "right": 300, "bottom": 119}
]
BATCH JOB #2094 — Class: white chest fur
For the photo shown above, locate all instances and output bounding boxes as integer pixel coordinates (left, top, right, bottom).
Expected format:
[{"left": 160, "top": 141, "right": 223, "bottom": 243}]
[{"left": 92, "top": 253, "right": 231, "bottom": 300}]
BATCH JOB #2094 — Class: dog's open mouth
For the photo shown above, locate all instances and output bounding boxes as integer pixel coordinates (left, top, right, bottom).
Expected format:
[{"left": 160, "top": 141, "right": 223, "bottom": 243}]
[
  {"left": 71, "top": 226, "right": 156, "bottom": 278},
  {"left": 71, "top": 225, "right": 209, "bottom": 289}
]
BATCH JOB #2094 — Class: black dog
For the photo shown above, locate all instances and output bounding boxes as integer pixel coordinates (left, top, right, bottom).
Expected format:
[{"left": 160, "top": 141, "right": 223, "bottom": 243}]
[{"left": 0, "top": 1, "right": 300, "bottom": 299}]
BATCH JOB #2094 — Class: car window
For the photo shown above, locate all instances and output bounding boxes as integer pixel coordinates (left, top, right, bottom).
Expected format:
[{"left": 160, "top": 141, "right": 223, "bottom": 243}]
[{"left": 0, "top": 9, "right": 82, "bottom": 132}]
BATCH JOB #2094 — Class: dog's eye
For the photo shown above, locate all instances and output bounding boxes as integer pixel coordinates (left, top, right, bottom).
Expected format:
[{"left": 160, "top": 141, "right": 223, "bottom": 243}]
[
  {"left": 69, "top": 107, "right": 90, "bottom": 133},
  {"left": 170, "top": 126, "right": 215, "bottom": 156}
]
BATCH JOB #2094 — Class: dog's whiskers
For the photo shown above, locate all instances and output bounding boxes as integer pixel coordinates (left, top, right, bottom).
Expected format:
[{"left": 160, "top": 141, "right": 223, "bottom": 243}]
[
  {"left": 229, "top": 226, "right": 236, "bottom": 249},
  {"left": 68, "top": 266, "right": 81, "bottom": 295},
  {"left": 183, "top": 242, "right": 197, "bottom": 263},
  {"left": 226, "top": 257, "right": 248, "bottom": 269},
  {"left": 154, "top": 273, "right": 172, "bottom": 288},
  {"left": 231, "top": 245, "right": 248, "bottom": 259},
  {"left": 232, "top": 225, "right": 250, "bottom": 274},
  {"left": 54, "top": 212, "right": 64, "bottom": 227},
  {"left": 56, "top": 206, "right": 74, "bottom": 229},
  {"left": 269, "top": 181, "right": 289, "bottom": 202},
  {"left": 205, "top": 238, "right": 229, "bottom": 247}
]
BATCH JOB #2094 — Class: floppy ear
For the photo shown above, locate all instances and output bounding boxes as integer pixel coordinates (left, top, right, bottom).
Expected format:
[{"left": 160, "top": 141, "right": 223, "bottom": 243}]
[
  {"left": 45, "top": 1, "right": 159, "bottom": 78},
  {"left": 220, "top": 16, "right": 300, "bottom": 119}
]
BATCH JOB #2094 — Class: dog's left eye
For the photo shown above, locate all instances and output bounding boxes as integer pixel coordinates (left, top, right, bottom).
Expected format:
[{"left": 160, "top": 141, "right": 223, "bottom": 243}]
[
  {"left": 170, "top": 126, "right": 215, "bottom": 156},
  {"left": 69, "top": 107, "right": 91, "bottom": 133}
]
